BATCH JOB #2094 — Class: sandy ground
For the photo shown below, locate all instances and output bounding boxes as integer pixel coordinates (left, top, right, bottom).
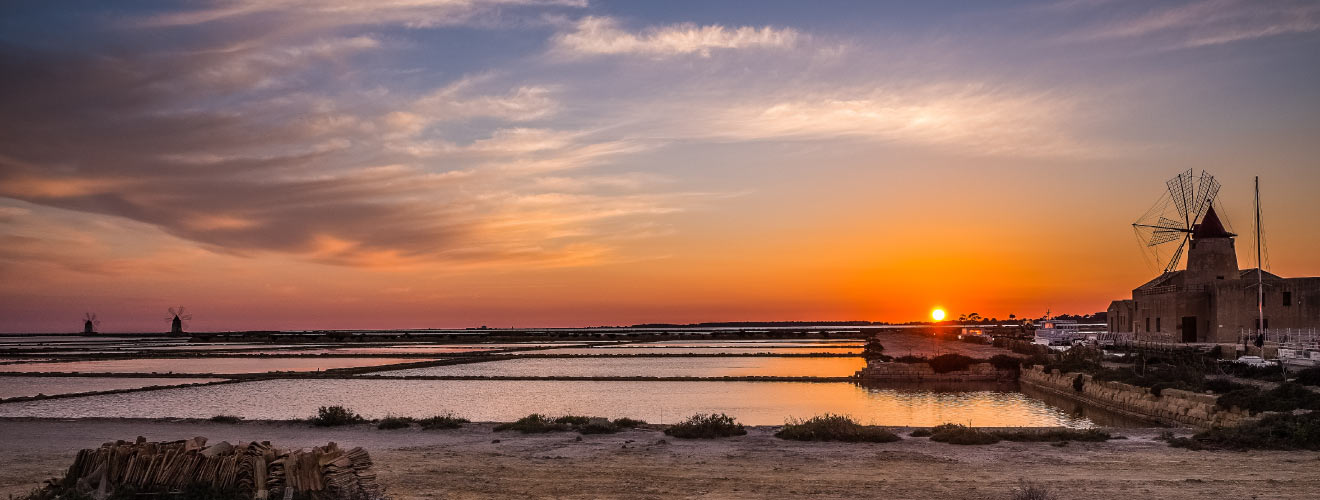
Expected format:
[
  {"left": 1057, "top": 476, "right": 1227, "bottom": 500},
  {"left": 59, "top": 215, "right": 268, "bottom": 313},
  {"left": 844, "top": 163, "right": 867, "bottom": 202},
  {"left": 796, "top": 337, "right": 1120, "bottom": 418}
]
[{"left": 2, "top": 419, "right": 1317, "bottom": 499}]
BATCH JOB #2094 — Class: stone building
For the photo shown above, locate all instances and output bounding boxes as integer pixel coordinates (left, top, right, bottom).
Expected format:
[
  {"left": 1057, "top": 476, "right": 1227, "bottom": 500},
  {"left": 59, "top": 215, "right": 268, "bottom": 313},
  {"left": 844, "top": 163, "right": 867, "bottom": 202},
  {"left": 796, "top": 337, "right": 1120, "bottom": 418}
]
[{"left": 1107, "top": 206, "right": 1320, "bottom": 343}]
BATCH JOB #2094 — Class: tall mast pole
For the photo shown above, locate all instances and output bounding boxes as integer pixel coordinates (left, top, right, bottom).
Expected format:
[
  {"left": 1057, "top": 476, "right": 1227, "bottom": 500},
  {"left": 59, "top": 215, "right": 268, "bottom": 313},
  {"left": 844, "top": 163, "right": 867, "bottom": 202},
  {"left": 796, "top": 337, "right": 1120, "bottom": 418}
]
[{"left": 1256, "top": 177, "right": 1263, "bottom": 334}]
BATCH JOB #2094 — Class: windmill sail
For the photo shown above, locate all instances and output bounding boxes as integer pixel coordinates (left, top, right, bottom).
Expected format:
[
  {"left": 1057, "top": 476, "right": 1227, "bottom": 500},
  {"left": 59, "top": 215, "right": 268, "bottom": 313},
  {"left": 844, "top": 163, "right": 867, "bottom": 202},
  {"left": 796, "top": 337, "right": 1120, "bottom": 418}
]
[{"left": 1133, "top": 170, "right": 1223, "bottom": 274}]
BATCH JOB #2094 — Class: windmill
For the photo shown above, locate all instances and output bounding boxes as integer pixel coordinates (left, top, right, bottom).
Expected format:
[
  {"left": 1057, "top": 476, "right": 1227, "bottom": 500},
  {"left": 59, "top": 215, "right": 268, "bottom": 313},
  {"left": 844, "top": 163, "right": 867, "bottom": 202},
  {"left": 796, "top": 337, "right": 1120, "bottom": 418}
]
[
  {"left": 166, "top": 306, "right": 193, "bottom": 335},
  {"left": 1131, "top": 169, "right": 1224, "bottom": 274},
  {"left": 82, "top": 313, "right": 100, "bottom": 334}
]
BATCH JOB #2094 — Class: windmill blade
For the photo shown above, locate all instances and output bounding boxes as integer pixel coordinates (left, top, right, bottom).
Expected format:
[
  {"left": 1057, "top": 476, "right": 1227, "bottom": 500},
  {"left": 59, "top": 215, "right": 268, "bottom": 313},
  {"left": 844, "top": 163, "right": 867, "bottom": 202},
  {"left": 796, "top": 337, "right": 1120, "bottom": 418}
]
[
  {"left": 1164, "top": 234, "right": 1189, "bottom": 273},
  {"left": 168, "top": 306, "right": 178, "bottom": 316},
  {"left": 1148, "top": 230, "right": 1182, "bottom": 246},
  {"left": 1190, "top": 171, "right": 1220, "bottom": 223},
  {"left": 176, "top": 306, "right": 187, "bottom": 316},
  {"left": 1166, "top": 169, "right": 1194, "bottom": 222},
  {"left": 180, "top": 314, "right": 193, "bottom": 321}
]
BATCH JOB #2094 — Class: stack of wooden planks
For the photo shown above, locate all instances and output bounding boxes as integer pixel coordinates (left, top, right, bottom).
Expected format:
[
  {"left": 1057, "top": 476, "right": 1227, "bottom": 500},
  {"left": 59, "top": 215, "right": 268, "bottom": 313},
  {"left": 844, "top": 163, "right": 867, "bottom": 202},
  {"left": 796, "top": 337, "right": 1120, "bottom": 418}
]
[{"left": 62, "top": 436, "right": 384, "bottom": 500}]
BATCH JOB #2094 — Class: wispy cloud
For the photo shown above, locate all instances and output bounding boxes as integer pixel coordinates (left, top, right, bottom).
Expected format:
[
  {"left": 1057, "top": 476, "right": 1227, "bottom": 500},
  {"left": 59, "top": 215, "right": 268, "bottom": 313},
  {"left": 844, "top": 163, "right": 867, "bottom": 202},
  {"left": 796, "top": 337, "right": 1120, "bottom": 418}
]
[
  {"left": 1065, "top": 0, "right": 1320, "bottom": 49},
  {"left": 143, "top": 0, "right": 588, "bottom": 29},
  {"left": 551, "top": 16, "right": 800, "bottom": 57}
]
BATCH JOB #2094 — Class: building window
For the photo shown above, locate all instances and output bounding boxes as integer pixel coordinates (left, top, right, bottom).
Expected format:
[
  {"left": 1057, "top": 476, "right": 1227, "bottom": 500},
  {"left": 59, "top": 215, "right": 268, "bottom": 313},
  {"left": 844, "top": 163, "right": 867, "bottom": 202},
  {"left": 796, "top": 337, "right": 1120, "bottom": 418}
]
[
  {"left": 1284, "top": 291, "right": 1292, "bottom": 307},
  {"left": 1156, "top": 317, "right": 1161, "bottom": 332}
]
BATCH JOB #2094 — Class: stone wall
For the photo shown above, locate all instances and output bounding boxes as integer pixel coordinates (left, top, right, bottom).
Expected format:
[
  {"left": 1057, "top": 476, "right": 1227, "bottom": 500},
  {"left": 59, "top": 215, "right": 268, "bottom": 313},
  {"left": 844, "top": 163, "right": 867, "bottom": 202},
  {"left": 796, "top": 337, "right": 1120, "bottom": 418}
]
[
  {"left": 1019, "top": 365, "right": 1253, "bottom": 428},
  {"left": 856, "top": 362, "right": 1016, "bottom": 382}
]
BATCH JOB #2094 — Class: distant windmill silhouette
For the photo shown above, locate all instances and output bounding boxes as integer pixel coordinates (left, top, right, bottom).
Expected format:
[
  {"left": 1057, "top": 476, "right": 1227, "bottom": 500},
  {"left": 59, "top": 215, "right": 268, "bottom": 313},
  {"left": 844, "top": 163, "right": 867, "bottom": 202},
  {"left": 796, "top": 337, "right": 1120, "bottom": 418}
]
[
  {"left": 166, "top": 306, "right": 193, "bottom": 335},
  {"left": 83, "top": 313, "right": 101, "bottom": 334}
]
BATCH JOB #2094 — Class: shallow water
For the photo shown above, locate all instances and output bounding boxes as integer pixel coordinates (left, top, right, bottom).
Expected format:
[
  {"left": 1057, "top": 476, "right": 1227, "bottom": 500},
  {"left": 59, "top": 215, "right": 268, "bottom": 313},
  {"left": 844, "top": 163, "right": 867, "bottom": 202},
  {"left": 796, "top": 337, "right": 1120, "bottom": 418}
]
[
  {"left": 0, "top": 376, "right": 223, "bottom": 399},
  {"left": 517, "top": 346, "right": 863, "bottom": 355},
  {"left": 378, "top": 357, "right": 867, "bottom": 377},
  {"left": 0, "top": 379, "right": 1116, "bottom": 427},
  {"left": 0, "top": 357, "right": 432, "bottom": 374}
]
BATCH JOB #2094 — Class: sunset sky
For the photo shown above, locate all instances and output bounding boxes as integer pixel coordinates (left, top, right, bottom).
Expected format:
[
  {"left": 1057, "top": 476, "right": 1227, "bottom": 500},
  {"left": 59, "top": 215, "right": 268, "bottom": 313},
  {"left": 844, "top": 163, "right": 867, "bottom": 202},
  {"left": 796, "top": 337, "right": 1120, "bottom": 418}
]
[{"left": 2, "top": 0, "right": 1318, "bottom": 332}]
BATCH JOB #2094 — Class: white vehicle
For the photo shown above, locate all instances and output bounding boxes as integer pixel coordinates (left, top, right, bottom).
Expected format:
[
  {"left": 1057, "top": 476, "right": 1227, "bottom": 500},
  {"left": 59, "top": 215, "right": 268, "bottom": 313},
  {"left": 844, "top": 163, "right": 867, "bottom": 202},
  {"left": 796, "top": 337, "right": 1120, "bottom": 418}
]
[{"left": 1228, "top": 355, "right": 1278, "bottom": 368}]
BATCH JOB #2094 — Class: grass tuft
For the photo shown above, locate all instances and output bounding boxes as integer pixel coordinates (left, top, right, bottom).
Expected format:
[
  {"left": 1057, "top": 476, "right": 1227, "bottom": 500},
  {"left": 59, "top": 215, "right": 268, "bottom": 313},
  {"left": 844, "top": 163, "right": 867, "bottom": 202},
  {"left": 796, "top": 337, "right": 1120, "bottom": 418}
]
[
  {"left": 664, "top": 413, "right": 747, "bottom": 439},
  {"left": 1010, "top": 480, "right": 1057, "bottom": 500},
  {"left": 376, "top": 415, "right": 414, "bottom": 430},
  {"left": 927, "top": 423, "right": 1001, "bottom": 445},
  {"left": 309, "top": 405, "right": 366, "bottom": 427},
  {"left": 774, "top": 414, "right": 900, "bottom": 443},
  {"left": 418, "top": 414, "right": 470, "bottom": 430}
]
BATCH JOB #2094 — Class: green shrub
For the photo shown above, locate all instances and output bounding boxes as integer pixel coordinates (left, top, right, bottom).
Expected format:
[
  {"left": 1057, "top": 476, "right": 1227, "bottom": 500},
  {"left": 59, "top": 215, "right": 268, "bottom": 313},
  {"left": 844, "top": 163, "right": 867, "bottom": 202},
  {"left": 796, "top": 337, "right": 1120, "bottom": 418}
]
[
  {"left": 376, "top": 416, "right": 413, "bottom": 430},
  {"left": 552, "top": 415, "right": 592, "bottom": 426},
  {"left": 208, "top": 415, "right": 242, "bottom": 424},
  {"left": 1216, "top": 383, "right": 1320, "bottom": 414},
  {"left": 994, "top": 428, "right": 1114, "bottom": 442},
  {"left": 1010, "top": 480, "right": 1056, "bottom": 500},
  {"left": 860, "top": 337, "right": 892, "bottom": 361},
  {"left": 1293, "top": 367, "right": 1320, "bottom": 386},
  {"left": 1168, "top": 412, "right": 1320, "bottom": 450},
  {"left": 774, "top": 414, "right": 900, "bottom": 443},
  {"left": 988, "top": 354, "right": 1021, "bottom": 371},
  {"left": 928, "top": 423, "right": 1000, "bottom": 445},
  {"left": 418, "top": 414, "right": 469, "bottom": 430},
  {"left": 909, "top": 428, "right": 933, "bottom": 437},
  {"left": 928, "top": 353, "right": 977, "bottom": 373},
  {"left": 664, "top": 413, "right": 747, "bottom": 439},
  {"left": 309, "top": 406, "right": 366, "bottom": 427},
  {"left": 611, "top": 417, "right": 647, "bottom": 428},
  {"left": 494, "top": 414, "right": 569, "bottom": 433},
  {"left": 576, "top": 419, "right": 620, "bottom": 435}
]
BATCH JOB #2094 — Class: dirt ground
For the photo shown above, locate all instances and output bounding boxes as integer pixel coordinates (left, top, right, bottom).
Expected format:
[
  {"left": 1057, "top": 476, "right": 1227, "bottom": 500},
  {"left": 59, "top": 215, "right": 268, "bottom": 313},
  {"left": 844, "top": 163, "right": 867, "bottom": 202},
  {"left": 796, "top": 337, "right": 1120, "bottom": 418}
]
[{"left": 1, "top": 419, "right": 1316, "bottom": 499}]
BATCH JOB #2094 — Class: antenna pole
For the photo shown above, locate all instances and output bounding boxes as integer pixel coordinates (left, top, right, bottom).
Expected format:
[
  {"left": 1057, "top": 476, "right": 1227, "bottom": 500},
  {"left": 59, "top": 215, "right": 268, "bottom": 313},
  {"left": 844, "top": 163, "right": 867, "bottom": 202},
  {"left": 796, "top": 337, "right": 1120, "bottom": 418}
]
[{"left": 1256, "top": 176, "right": 1264, "bottom": 335}]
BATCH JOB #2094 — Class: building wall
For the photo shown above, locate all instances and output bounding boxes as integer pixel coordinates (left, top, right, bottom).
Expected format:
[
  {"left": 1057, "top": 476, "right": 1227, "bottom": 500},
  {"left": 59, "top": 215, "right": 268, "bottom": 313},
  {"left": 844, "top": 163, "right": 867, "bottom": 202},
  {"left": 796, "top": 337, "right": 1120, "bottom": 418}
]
[{"left": 1210, "top": 278, "right": 1320, "bottom": 342}]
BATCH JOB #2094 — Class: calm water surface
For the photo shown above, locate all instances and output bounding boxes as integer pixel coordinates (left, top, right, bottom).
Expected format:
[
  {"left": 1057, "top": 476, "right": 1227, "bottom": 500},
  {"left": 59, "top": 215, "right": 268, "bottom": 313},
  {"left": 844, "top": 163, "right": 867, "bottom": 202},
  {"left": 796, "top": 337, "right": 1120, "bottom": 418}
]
[
  {"left": 0, "top": 379, "right": 1111, "bottom": 427},
  {"left": 520, "top": 347, "right": 862, "bottom": 355},
  {"left": 0, "top": 357, "right": 433, "bottom": 374},
  {"left": 0, "top": 376, "right": 223, "bottom": 399},
  {"left": 378, "top": 357, "right": 866, "bottom": 377}
]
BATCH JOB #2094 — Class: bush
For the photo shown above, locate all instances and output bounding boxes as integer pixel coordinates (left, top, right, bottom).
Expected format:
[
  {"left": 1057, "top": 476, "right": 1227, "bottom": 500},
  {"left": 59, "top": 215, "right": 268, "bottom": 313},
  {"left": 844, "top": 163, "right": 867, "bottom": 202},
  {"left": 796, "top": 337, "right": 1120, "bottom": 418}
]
[
  {"left": 988, "top": 354, "right": 1021, "bottom": 372},
  {"left": 862, "top": 339, "right": 888, "bottom": 360},
  {"left": 494, "top": 414, "right": 569, "bottom": 433},
  {"left": 552, "top": 415, "right": 592, "bottom": 426},
  {"left": 1168, "top": 412, "right": 1320, "bottom": 450},
  {"left": 1010, "top": 480, "right": 1056, "bottom": 500},
  {"left": 664, "top": 413, "right": 747, "bottom": 439},
  {"left": 309, "top": 406, "right": 366, "bottom": 427},
  {"left": 774, "top": 414, "right": 901, "bottom": 443},
  {"left": 928, "top": 423, "right": 1000, "bottom": 445},
  {"left": 612, "top": 417, "right": 647, "bottom": 428},
  {"left": 576, "top": 419, "right": 620, "bottom": 435},
  {"left": 909, "top": 428, "right": 933, "bottom": 437},
  {"left": 928, "top": 353, "right": 978, "bottom": 373},
  {"left": 1072, "top": 374, "right": 1085, "bottom": 392},
  {"left": 494, "top": 414, "right": 622, "bottom": 434},
  {"left": 1293, "top": 367, "right": 1320, "bottom": 386},
  {"left": 209, "top": 415, "right": 242, "bottom": 424},
  {"left": 376, "top": 416, "right": 413, "bottom": 430},
  {"left": 994, "top": 428, "right": 1114, "bottom": 442},
  {"left": 1216, "top": 383, "right": 1320, "bottom": 414},
  {"left": 418, "top": 414, "right": 469, "bottom": 430},
  {"left": 893, "top": 355, "right": 928, "bottom": 364}
]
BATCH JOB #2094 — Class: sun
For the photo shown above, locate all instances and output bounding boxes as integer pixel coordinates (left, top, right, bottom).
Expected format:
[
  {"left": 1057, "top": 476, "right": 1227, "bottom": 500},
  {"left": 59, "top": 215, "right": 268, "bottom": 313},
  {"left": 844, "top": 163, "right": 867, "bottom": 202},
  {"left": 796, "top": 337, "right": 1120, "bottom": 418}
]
[{"left": 931, "top": 308, "right": 946, "bottom": 321}]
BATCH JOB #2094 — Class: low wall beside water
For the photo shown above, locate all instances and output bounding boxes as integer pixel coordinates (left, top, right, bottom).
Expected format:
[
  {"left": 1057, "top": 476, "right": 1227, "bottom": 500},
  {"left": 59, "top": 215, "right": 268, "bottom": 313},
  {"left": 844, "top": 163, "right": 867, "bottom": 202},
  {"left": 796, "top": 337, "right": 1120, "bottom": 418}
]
[
  {"left": 856, "top": 362, "right": 1016, "bottom": 382},
  {"left": 1019, "top": 366, "right": 1252, "bottom": 428}
]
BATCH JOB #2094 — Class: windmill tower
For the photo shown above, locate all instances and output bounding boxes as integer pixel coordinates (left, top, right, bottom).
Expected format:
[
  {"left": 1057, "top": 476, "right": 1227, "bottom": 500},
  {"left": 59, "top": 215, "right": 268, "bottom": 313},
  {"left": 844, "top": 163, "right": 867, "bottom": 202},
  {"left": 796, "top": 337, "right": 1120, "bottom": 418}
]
[
  {"left": 166, "top": 306, "right": 192, "bottom": 335},
  {"left": 1131, "top": 169, "right": 1235, "bottom": 282},
  {"left": 83, "top": 313, "right": 100, "bottom": 334}
]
